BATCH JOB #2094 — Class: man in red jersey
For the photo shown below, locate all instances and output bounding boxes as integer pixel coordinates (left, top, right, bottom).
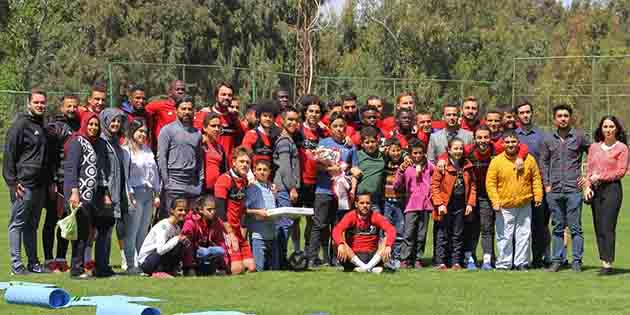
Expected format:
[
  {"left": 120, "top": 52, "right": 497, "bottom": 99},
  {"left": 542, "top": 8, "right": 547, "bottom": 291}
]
[
  {"left": 381, "top": 91, "right": 416, "bottom": 133},
  {"left": 384, "top": 108, "right": 416, "bottom": 149},
  {"left": 415, "top": 111, "right": 433, "bottom": 146},
  {"left": 214, "top": 147, "right": 255, "bottom": 274},
  {"left": 145, "top": 80, "right": 185, "bottom": 151},
  {"left": 333, "top": 193, "right": 396, "bottom": 273},
  {"left": 194, "top": 81, "right": 243, "bottom": 163},
  {"left": 241, "top": 101, "right": 275, "bottom": 165}
]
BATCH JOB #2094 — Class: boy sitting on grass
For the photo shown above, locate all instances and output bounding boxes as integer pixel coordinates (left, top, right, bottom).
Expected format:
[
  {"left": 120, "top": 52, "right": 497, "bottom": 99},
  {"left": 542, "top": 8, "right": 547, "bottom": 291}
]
[
  {"left": 138, "top": 198, "right": 190, "bottom": 278},
  {"left": 333, "top": 192, "right": 396, "bottom": 273},
  {"left": 182, "top": 195, "right": 229, "bottom": 276}
]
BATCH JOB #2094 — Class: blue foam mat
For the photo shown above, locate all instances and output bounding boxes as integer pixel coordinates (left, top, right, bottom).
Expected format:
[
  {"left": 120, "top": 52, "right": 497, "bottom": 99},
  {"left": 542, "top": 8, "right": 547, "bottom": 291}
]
[
  {"left": 66, "top": 295, "right": 162, "bottom": 307},
  {"left": 4, "top": 286, "right": 70, "bottom": 309},
  {"left": 174, "top": 312, "right": 254, "bottom": 315},
  {"left": 96, "top": 302, "right": 160, "bottom": 315}
]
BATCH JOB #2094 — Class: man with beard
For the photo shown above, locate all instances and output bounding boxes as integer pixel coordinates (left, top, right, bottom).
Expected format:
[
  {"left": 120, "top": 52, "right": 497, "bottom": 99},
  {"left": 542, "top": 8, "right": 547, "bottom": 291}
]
[
  {"left": 194, "top": 81, "right": 243, "bottom": 163},
  {"left": 541, "top": 104, "right": 590, "bottom": 273},
  {"left": 158, "top": 95, "right": 204, "bottom": 217},
  {"left": 415, "top": 111, "right": 433, "bottom": 146},
  {"left": 146, "top": 80, "right": 186, "bottom": 151},
  {"left": 385, "top": 108, "right": 417, "bottom": 149},
  {"left": 341, "top": 93, "right": 361, "bottom": 130},
  {"left": 4, "top": 88, "right": 53, "bottom": 274},
  {"left": 351, "top": 105, "right": 383, "bottom": 146},
  {"left": 460, "top": 96, "right": 483, "bottom": 132},
  {"left": 43, "top": 94, "right": 80, "bottom": 272},
  {"left": 77, "top": 82, "right": 107, "bottom": 119},
  {"left": 427, "top": 103, "right": 473, "bottom": 163},
  {"left": 366, "top": 95, "right": 385, "bottom": 115},
  {"left": 486, "top": 131, "right": 542, "bottom": 271},
  {"left": 515, "top": 99, "right": 549, "bottom": 268}
]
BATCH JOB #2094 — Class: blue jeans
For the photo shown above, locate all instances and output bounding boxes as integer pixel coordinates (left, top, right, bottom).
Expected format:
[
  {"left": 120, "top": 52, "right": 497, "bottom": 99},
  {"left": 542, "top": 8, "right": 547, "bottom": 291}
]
[
  {"left": 546, "top": 192, "right": 584, "bottom": 264},
  {"left": 273, "top": 191, "right": 293, "bottom": 270},
  {"left": 123, "top": 187, "right": 155, "bottom": 268},
  {"left": 383, "top": 199, "right": 404, "bottom": 259},
  {"left": 8, "top": 186, "right": 44, "bottom": 270},
  {"left": 370, "top": 193, "right": 383, "bottom": 213},
  {"left": 251, "top": 238, "right": 274, "bottom": 271}
]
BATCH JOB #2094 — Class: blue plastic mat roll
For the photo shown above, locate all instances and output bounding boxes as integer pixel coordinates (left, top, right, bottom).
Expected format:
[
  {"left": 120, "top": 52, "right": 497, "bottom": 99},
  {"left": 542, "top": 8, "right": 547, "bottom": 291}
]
[
  {"left": 96, "top": 302, "right": 160, "bottom": 315},
  {"left": 4, "top": 286, "right": 70, "bottom": 309}
]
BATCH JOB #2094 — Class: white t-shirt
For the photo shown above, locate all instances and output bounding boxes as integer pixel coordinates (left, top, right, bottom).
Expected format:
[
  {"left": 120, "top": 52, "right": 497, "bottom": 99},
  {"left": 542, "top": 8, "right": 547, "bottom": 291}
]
[{"left": 137, "top": 218, "right": 181, "bottom": 264}]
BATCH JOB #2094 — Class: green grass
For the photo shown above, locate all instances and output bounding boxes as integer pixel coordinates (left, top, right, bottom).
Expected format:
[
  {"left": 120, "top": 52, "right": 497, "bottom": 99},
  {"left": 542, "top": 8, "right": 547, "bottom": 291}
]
[{"left": 1, "top": 181, "right": 630, "bottom": 315}]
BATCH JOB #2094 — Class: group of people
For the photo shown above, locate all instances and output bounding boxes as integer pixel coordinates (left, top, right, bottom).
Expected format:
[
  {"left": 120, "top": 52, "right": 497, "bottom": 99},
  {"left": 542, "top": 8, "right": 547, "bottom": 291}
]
[{"left": 4, "top": 79, "right": 628, "bottom": 279}]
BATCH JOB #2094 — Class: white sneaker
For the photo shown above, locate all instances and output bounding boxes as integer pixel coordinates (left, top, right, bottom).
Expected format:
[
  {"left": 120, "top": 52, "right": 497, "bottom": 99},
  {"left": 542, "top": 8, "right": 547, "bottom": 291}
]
[
  {"left": 370, "top": 267, "right": 383, "bottom": 274},
  {"left": 120, "top": 250, "right": 128, "bottom": 271},
  {"left": 354, "top": 267, "right": 368, "bottom": 273}
]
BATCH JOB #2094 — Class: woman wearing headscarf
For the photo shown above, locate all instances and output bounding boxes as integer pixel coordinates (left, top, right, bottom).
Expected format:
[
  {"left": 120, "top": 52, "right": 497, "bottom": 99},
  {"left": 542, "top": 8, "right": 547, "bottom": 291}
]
[
  {"left": 64, "top": 112, "right": 106, "bottom": 279},
  {"left": 95, "top": 108, "right": 129, "bottom": 277}
]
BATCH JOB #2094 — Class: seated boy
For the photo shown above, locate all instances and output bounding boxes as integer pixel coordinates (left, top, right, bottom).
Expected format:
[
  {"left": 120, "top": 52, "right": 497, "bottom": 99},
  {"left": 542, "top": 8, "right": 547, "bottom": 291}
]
[
  {"left": 245, "top": 159, "right": 278, "bottom": 271},
  {"left": 137, "top": 198, "right": 190, "bottom": 278},
  {"left": 182, "top": 195, "right": 229, "bottom": 276},
  {"left": 332, "top": 192, "right": 396, "bottom": 273}
]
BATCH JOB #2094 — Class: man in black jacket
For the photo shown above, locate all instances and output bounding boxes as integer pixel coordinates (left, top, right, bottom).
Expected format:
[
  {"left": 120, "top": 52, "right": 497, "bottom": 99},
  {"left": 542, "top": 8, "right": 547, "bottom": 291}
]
[
  {"left": 42, "top": 93, "right": 80, "bottom": 272},
  {"left": 3, "top": 88, "right": 53, "bottom": 275}
]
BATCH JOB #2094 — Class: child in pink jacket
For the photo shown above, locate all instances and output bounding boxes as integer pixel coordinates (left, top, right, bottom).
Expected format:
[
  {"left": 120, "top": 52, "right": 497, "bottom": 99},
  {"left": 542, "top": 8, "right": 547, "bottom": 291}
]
[{"left": 395, "top": 139, "right": 434, "bottom": 268}]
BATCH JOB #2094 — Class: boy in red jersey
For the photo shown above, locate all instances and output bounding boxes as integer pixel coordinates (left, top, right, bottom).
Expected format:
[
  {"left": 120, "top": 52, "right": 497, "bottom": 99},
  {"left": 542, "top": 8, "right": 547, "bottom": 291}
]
[
  {"left": 333, "top": 193, "right": 397, "bottom": 273},
  {"left": 214, "top": 147, "right": 256, "bottom": 274}
]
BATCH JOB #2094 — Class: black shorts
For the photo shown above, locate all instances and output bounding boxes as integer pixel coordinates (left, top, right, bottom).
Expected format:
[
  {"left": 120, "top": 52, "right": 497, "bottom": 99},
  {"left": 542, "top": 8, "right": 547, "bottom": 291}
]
[{"left": 341, "top": 251, "right": 383, "bottom": 272}]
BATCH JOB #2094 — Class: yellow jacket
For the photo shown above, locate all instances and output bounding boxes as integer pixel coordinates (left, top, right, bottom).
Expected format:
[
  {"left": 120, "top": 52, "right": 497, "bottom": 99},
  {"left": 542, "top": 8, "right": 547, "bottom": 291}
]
[{"left": 486, "top": 153, "right": 543, "bottom": 209}]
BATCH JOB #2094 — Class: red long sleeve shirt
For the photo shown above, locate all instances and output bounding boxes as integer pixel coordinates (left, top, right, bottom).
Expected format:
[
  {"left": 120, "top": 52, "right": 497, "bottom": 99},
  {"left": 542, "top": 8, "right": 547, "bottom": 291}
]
[{"left": 332, "top": 210, "right": 396, "bottom": 253}]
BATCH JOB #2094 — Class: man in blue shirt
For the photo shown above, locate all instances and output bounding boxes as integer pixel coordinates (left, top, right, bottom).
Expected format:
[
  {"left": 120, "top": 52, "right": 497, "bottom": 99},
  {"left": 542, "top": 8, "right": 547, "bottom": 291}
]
[
  {"left": 515, "top": 99, "right": 549, "bottom": 268},
  {"left": 540, "top": 104, "right": 590, "bottom": 272},
  {"left": 307, "top": 112, "right": 357, "bottom": 267}
]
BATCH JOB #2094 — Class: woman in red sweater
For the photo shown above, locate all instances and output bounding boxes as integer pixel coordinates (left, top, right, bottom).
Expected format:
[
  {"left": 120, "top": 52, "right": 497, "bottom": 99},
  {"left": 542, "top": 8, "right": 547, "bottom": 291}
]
[{"left": 584, "top": 115, "right": 629, "bottom": 275}]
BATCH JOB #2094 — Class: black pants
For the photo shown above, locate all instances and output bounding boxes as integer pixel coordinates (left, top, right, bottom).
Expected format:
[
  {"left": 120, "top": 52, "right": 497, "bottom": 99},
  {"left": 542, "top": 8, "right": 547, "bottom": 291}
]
[
  {"left": 463, "top": 203, "right": 480, "bottom": 258},
  {"left": 141, "top": 243, "right": 184, "bottom": 275},
  {"left": 591, "top": 181, "right": 623, "bottom": 263},
  {"left": 478, "top": 197, "right": 495, "bottom": 259},
  {"left": 43, "top": 188, "right": 69, "bottom": 261},
  {"left": 300, "top": 184, "right": 316, "bottom": 250},
  {"left": 436, "top": 198, "right": 465, "bottom": 266},
  {"left": 531, "top": 193, "right": 550, "bottom": 265},
  {"left": 307, "top": 193, "right": 337, "bottom": 262},
  {"left": 70, "top": 206, "right": 93, "bottom": 276},
  {"left": 400, "top": 211, "right": 430, "bottom": 263}
]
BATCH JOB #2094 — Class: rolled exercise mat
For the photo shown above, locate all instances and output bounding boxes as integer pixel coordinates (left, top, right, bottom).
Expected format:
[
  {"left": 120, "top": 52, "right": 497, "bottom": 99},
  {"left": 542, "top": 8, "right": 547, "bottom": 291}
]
[
  {"left": 4, "top": 286, "right": 71, "bottom": 308},
  {"left": 96, "top": 302, "right": 160, "bottom": 315}
]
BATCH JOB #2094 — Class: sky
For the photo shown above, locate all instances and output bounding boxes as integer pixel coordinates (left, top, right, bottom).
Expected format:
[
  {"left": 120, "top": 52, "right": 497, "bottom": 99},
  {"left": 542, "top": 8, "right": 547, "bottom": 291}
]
[{"left": 327, "top": 0, "right": 574, "bottom": 15}]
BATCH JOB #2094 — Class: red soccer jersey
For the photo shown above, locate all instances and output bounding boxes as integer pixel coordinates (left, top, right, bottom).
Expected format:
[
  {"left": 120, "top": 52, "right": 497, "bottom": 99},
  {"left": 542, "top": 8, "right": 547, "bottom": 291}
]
[
  {"left": 204, "top": 141, "right": 225, "bottom": 192},
  {"left": 241, "top": 127, "right": 273, "bottom": 164},
  {"left": 332, "top": 210, "right": 396, "bottom": 253},
  {"left": 145, "top": 98, "right": 177, "bottom": 150},
  {"left": 214, "top": 171, "right": 248, "bottom": 236},
  {"left": 461, "top": 119, "right": 484, "bottom": 132},
  {"left": 299, "top": 123, "right": 326, "bottom": 185},
  {"left": 385, "top": 128, "right": 417, "bottom": 149},
  {"left": 417, "top": 131, "right": 430, "bottom": 146}
]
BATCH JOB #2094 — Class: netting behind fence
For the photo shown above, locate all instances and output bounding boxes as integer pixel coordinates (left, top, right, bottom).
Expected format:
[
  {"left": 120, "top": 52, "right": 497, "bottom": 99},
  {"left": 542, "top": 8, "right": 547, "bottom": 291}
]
[{"left": 513, "top": 56, "right": 630, "bottom": 133}]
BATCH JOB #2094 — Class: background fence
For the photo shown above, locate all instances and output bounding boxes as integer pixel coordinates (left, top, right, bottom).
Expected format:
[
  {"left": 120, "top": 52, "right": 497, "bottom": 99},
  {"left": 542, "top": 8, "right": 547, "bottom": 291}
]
[
  {"left": 3, "top": 55, "right": 630, "bottom": 144},
  {"left": 512, "top": 55, "right": 630, "bottom": 133}
]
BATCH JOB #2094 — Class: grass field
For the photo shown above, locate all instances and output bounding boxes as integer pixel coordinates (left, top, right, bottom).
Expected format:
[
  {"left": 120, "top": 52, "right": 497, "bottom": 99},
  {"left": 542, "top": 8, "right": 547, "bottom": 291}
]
[{"left": 1, "top": 181, "right": 630, "bottom": 315}]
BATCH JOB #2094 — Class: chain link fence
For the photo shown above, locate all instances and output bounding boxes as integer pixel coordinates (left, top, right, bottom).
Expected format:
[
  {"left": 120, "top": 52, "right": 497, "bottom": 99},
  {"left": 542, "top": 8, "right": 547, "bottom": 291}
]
[{"left": 512, "top": 55, "right": 630, "bottom": 133}]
